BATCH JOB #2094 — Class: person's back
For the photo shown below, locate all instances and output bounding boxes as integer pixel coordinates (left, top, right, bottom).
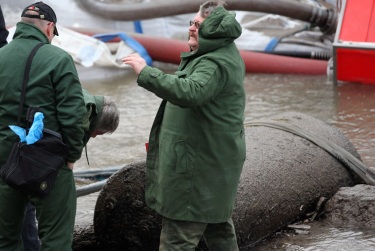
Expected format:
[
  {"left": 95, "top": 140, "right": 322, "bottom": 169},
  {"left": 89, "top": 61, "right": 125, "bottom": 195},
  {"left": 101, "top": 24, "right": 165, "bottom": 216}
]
[
  {"left": 0, "top": 2, "right": 86, "bottom": 250},
  {"left": 0, "top": 21, "right": 84, "bottom": 165}
]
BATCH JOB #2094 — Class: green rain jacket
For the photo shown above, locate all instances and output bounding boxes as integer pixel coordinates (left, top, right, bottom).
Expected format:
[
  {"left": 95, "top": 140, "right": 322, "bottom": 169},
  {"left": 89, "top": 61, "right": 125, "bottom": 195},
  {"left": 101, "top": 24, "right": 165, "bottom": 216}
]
[
  {"left": 138, "top": 7, "right": 246, "bottom": 223},
  {"left": 0, "top": 22, "right": 86, "bottom": 165}
]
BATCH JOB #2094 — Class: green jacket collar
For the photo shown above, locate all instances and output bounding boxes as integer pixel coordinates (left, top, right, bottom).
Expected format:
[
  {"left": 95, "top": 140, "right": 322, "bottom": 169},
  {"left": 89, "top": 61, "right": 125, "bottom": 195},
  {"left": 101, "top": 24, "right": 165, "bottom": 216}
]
[{"left": 13, "top": 22, "right": 50, "bottom": 44}]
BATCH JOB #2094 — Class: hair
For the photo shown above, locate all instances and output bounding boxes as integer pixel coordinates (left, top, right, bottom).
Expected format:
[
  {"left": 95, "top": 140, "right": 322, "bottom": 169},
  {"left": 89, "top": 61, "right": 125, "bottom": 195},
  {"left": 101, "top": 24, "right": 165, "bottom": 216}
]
[
  {"left": 95, "top": 97, "right": 120, "bottom": 134},
  {"left": 21, "top": 10, "right": 49, "bottom": 30},
  {"left": 199, "top": 0, "right": 226, "bottom": 18}
]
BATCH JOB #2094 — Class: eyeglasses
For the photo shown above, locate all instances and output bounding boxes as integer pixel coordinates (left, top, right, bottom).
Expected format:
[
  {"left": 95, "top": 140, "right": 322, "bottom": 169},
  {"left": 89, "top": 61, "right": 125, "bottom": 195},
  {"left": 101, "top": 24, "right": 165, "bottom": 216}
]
[{"left": 189, "top": 20, "right": 200, "bottom": 29}]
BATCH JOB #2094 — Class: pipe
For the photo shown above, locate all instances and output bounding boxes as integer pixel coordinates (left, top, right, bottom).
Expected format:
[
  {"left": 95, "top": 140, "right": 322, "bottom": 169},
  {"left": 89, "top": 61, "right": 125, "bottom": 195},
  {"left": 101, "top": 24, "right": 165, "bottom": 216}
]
[
  {"left": 74, "top": 29, "right": 328, "bottom": 74},
  {"left": 76, "top": 179, "right": 108, "bottom": 197},
  {"left": 260, "top": 50, "right": 332, "bottom": 60},
  {"left": 76, "top": 0, "right": 337, "bottom": 34},
  {"left": 130, "top": 33, "right": 329, "bottom": 74}
]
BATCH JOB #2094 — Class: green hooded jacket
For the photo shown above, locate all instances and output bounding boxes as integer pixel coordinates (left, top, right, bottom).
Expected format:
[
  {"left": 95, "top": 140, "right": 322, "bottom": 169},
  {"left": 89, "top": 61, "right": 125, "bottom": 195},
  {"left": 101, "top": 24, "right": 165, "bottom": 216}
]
[
  {"left": 138, "top": 7, "right": 246, "bottom": 223},
  {"left": 0, "top": 22, "right": 86, "bottom": 165}
]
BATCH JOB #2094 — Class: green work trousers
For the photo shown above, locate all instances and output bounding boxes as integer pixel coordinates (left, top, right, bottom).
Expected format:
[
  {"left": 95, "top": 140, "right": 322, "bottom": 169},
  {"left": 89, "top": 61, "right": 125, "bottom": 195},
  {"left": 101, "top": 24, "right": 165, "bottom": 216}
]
[
  {"left": 159, "top": 217, "right": 239, "bottom": 251},
  {"left": 0, "top": 166, "right": 77, "bottom": 251}
]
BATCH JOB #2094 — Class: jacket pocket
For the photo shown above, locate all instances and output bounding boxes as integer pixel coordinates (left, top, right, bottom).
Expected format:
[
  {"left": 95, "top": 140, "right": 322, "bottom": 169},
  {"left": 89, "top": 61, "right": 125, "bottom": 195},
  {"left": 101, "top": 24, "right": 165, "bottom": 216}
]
[
  {"left": 158, "top": 131, "right": 192, "bottom": 188},
  {"left": 160, "top": 134, "right": 187, "bottom": 174}
]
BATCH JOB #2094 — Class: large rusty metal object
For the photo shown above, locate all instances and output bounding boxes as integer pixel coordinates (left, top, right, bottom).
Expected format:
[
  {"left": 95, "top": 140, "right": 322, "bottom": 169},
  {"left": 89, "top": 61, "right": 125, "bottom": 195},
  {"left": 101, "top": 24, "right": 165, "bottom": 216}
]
[
  {"left": 76, "top": 0, "right": 337, "bottom": 35},
  {"left": 94, "top": 112, "right": 362, "bottom": 250}
]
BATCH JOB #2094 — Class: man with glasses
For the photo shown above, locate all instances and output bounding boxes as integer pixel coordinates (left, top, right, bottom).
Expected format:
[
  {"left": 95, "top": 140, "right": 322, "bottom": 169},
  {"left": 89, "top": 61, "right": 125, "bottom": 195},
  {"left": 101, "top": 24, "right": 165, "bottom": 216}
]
[
  {"left": 123, "top": 0, "right": 246, "bottom": 250},
  {"left": 0, "top": 2, "right": 86, "bottom": 250}
]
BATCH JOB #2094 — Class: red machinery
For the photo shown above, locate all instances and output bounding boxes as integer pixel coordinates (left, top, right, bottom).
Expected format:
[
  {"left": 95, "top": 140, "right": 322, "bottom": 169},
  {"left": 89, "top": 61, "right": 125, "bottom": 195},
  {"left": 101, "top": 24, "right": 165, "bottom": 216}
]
[{"left": 333, "top": 0, "right": 375, "bottom": 84}]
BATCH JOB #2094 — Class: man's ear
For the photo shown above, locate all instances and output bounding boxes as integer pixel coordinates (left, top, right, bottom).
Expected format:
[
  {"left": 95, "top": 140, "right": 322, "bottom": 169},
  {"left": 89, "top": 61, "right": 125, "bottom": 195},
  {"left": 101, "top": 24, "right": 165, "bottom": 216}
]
[{"left": 45, "top": 22, "right": 54, "bottom": 41}]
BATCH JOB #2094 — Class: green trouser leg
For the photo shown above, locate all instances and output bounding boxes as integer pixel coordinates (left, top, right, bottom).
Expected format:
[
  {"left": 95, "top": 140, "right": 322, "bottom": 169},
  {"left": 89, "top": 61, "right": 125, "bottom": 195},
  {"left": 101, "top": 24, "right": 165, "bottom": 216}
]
[
  {"left": 0, "top": 166, "right": 76, "bottom": 251},
  {"left": 203, "top": 218, "right": 239, "bottom": 251},
  {"left": 31, "top": 166, "right": 77, "bottom": 251},
  {"left": 159, "top": 217, "right": 239, "bottom": 251},
  {"left": 0, "top": 179, "right": 28, "bottom": 251}
]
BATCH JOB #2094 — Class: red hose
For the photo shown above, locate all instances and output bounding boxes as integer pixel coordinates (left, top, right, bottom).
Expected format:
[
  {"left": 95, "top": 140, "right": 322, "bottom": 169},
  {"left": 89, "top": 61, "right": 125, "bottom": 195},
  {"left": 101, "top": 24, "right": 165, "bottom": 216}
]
[
  {"left": 131, "top": 34, "right": 328, "bottom": 75},
  {"left": 78, "top": 29, "right": 328, "bottom": 75}
]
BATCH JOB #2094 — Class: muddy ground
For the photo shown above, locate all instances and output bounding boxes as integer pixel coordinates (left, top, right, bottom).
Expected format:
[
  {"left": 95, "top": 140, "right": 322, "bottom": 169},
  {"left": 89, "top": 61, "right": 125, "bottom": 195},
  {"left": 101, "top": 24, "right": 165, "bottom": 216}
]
[{"left": 73, "top": 184, "right": 375, "bottom": 250}]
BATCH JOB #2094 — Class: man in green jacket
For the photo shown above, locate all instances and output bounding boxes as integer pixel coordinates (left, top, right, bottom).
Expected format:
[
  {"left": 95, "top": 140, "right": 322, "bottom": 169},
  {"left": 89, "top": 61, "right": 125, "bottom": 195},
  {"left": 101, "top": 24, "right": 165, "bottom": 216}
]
[
  {"left": 0, "top": 5, "right": 41, "bottom": 251},
  {"left": 123, "top": 0, "right": 246, "bottom": 249},
  {"left": 0, "top": 2, "right": 86, "bottom": 250},
  {"left": 22, "top": 88, "right": 120, "bottom": 251}
]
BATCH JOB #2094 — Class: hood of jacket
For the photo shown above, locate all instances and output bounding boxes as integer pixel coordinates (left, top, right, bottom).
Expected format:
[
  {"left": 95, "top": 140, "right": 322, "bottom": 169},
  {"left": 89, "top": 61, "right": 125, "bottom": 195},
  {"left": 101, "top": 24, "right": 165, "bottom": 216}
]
[{"left": 182, "top": 6, "right": 242, "bottom": 58}]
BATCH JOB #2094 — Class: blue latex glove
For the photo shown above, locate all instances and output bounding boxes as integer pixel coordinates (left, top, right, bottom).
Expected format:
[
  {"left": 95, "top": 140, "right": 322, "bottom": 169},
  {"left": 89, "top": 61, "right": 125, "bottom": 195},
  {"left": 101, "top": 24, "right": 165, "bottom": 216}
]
[
  {"left": 26, "top": 112, "right": 44, "bottom": 145},
  {"left": 9, "top": 125, "right": 26, "bottom": 142}
]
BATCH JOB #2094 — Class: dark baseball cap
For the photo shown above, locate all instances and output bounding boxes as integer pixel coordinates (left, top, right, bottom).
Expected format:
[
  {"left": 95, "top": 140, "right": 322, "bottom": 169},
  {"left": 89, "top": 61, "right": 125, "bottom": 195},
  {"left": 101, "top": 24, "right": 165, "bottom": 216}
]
[{"left": 21, "top": 2, "right": 59, "bottom": 36}]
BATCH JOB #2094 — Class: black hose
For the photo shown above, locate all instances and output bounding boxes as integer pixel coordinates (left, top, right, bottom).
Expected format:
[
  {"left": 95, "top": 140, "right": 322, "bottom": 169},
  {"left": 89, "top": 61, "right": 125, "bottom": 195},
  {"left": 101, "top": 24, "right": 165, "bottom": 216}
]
[
  {"left": 260, "top": 50, "right": 332, "bottom": 60},
  {"left": 76, "top": 0, "right": 337, "bottom": 35}
]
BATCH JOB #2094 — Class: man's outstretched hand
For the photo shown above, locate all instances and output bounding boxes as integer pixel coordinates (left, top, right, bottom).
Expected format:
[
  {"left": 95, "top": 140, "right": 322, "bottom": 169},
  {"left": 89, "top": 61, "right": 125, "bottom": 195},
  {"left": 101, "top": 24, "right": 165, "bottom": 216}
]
[{"left": 122, "top": 53, "right": 147, "bottom": 76}]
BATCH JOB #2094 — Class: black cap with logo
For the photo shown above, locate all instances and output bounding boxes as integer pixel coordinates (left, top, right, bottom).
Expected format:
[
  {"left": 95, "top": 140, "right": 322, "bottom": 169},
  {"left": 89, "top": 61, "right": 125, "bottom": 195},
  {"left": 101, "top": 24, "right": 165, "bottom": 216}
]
[{"left": 21, "top": 2, "right": 59, "bottom": 36}]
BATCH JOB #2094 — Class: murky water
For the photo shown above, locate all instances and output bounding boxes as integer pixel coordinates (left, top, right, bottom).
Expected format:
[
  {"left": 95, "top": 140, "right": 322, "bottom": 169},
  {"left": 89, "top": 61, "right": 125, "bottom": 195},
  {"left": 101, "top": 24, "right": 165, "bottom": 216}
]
[
  {"left": 252, "top": 221, "right": 375, "bottom": 251},
  {"left": 77, "top": 69, "right": 375, "bottom": 170},
  {"left": 75, "top": 65, "right": 375, "bottom": 250}
]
